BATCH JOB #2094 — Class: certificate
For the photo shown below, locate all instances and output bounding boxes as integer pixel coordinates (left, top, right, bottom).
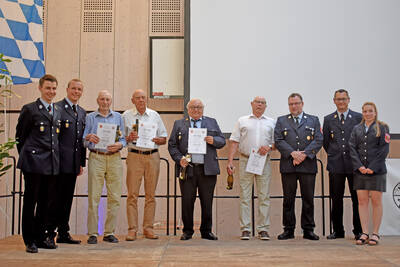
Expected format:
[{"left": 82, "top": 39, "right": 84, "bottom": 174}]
[
  {"left": 95, "top": 122, "right": 117, "bottom": 150},
  {"left": 245, "top": 148, "right": 267, "bottom": 175},
  {"left": 188, "top": 128, "right": 207, "bottom": 154},
  {"left": 136, "top": 122, "right": 158, "bottom": 149}
]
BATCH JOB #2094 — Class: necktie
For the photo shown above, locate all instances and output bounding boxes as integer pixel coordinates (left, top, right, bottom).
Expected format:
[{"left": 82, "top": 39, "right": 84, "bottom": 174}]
[
  {"left": 72, "top": 104, "right": 78, "bottom": 116},
  {"left": 191, "top": 119, "right": 199, "bottom": 128},
  {"left": 294, "top": 116, "right": 299, "bottom": 125},
  {"left": 340, "top": 113, "right": 345, "bottom": 124},
  {"left": 47, "top": 105, "right": 52, "bottom": 113}
]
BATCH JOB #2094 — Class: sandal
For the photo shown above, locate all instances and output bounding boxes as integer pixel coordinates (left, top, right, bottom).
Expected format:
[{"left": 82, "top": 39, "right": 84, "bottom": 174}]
[
  {"left": 368, "top": 233, "right": 380, "bottom": 246},
  {"left": 356, "top": 233, "right": 369, "bottom": 245}
]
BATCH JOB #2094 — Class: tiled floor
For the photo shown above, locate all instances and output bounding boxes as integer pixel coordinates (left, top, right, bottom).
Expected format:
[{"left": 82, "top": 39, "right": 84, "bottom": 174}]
[{"left": 0, "top": 234, "right": 399, "bottom": 266}]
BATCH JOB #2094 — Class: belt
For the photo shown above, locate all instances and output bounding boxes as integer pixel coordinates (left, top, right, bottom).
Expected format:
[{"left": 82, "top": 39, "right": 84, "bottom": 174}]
[
  {"left": 89, "top": 149, "right": 118, "bottom": 156},
  {"left": 240, "top": 153, "right": 249, "bottom": 158},
  {"left": 192, "top": 163, "right": 204, "bottom": 167},
  {"left": 129, "top": 148, "right": 158, "bottom": 155}
]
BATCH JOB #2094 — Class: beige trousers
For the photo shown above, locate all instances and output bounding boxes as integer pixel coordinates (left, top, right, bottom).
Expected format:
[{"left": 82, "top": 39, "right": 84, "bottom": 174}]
[
  {"left": 126, "top": 151, "right": 160, "bottom": 233},
  {"left": 87, "top": 152, "right": 122, "bottom": 236}
]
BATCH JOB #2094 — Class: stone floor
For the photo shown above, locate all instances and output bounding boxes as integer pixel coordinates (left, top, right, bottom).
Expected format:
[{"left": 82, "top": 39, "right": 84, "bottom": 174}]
[{"left": 0, "top": 234, "right": 399, "bottom": 266}]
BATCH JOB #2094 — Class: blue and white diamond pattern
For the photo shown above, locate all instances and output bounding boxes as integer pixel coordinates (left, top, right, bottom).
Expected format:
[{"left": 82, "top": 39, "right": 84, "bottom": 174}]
[{"left": 0, "top": 0, "right": 45, "bottom": 84}]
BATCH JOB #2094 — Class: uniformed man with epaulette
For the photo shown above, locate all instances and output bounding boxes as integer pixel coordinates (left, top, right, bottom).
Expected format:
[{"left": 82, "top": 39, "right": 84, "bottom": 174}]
[
  {"left": 322, "top": 89, "right": 362, "bottom": 240},
  {"left": 16, "top": 74, "right": 61, "bottom": 253},
  {"left": 55, "top": 79, "right": 86, "bottom": 244},
  {"left": 274, "top": 93, "right": 323, "bottom": 241}
]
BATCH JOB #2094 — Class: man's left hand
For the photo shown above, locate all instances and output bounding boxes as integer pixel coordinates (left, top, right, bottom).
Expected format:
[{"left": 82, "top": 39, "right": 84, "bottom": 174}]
[
  {"left": 257, "top": 145, "right": 271, "bottom": 156},
  {"left": 152, "top": 137, "right": 166, "bottom": 145},
  {"left": 205, "top": 136, "right": 214, "bottom": 145},
  {"left": 107, "top": 142, "right": 123, "bottom": 153}
]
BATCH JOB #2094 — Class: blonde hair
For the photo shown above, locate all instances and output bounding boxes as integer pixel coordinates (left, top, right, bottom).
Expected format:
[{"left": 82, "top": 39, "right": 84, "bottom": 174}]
[{"left": 361, "top": 102, "right": 387, "bottom": 137}]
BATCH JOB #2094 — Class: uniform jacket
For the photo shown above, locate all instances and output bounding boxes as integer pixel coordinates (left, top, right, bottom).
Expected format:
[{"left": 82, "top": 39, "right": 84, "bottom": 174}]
[
  {"left": 322, "top": 109, "right": 362, "bottom": 174},
  {"left": 349, "top": 122, "right": 390, "bottom": 174},
  {"left": 56, "top": 98, "right": 87, "bottom": 175},
  {"left": 274, "top": 113, "right": 323, "bottom": 174},
  {"left": 168, "top": 116, "right": 226, "bottom": 176},
  {"left": 16, "top": 98, "right": 61, "bottom": 175}
]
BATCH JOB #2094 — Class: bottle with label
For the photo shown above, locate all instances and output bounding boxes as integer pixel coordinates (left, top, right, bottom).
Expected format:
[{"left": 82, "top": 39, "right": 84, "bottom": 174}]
[{"left": 226, "top": 174, "right": 233, "bottom": 190}]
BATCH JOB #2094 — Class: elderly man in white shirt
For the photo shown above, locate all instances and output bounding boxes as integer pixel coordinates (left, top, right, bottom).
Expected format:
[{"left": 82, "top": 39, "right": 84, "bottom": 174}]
[
  {"left": 122, "top": 89, "right": 167, "bottom": 241},
  {"left": 227, "top": 96, "right": 276, "bottom": 240}
]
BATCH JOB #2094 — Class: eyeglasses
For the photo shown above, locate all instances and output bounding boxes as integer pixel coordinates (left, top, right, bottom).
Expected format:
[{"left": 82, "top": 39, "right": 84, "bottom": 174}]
[
  {"left": 188, "top": 106, "right": 204, "bottom": 110},
  {"left": 334, "top": 98, "right": 349, "bottom": 102},
  {"left": 288, "top": 102, "right": 302, "bottom": 106},
  {"left": 253, "top": 100, "right": 266, "bottom": 105}
]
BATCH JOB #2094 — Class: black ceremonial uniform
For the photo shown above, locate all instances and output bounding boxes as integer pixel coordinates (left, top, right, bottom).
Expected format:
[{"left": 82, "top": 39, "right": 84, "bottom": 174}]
[
  {"left": 274, "top": 113, "right": 323, "bottom": 232},
  {"left": 55, "top": 98, "right": 86, "bottom": 237},
  {"left": 349, "top": 122, "right": 390, "bottom": 192},
  {"left": 322, "top": 110, "right": 362, "bottom": 237},
  {"left": 16, "top": 98, "right": 61, "bottom": 246}
]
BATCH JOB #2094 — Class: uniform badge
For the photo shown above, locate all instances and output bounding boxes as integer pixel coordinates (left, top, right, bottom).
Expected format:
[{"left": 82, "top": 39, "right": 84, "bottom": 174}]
[
  {"left": 288, "top": 115, "right": 292, "bottom": 119},
  {"left": 307, "top": 136, "right": 310, "bottom": 140},
  {"left": 334, "top": 114, "right": 337, "bottom": 118},
  {"left": 39, "top": 104, "right": 43, "bottom": 109},
  {"left": 348, "top": 114, "right": 352, "bottom": 118},
  {"left": 385, "top": 133, "right": 391, "bottom": 143},
  {"left": 284, "top": 128, "right": 288, "bottom": 136},
  {"left": 65, "top": 104, "right": 69, "bottom": 109},
  {"left": 330, "top": 131, "right": 334, "bottom": 139},
  {"left": 40, "top": 122, "right": 44, "bottom": 132},
  {"left": 65, "top": 120, "right": 70, "bottom": 128},
  {"left": 178, "top": 132, "right": 182, "bottom": 140},
  {"left": 56, "top": 128, "right": 60, "bottom": 134}
]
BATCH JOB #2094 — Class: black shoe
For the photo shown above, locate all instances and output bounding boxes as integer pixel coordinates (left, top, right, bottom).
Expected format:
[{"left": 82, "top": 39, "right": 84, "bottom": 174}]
[
  {"left": 327, "top": 232, "right": 345, "bottom": 239},
  {"left": 277, "top": 230, "right": 294, "bottom": 240},
  {"left": 180, "top": 233, "right": 192, "bottom": 240},
  {"left": 87, "top": 235, "right": 97, "bottom": 244},
  {"left": 354, "top": 233, "right": 362, "bottom": 240},
  {"left": 57, "top": 233, "right": 81, "bottom": 244},
  {"left": 303, "top": 231, "right": 319, "bottom": 240},
  {"left": 25, "top": 243, "right": 38, "bottom": 253},
  {"left": 103, "top": 235, "right": 119, "bottom": 243},
  {"left": 37, "top": 237, "right": 58, "bottom": 249},
  {"left": 201, "top": 232, "right": 218, "bottom": 240}
]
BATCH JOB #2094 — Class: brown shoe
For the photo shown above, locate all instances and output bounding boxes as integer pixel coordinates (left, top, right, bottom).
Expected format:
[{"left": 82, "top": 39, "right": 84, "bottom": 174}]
[
  {"left": 143, "top": 230, "right": 159, "bottom": 239},
  {"left": 126, "top": 231, "right": 137, "bottom": 241}
]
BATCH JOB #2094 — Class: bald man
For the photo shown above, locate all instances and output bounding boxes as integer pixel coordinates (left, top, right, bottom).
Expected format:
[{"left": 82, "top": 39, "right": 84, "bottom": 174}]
[
  {"left": 168, "top": 99, "right": 225, "bottom": 240},
  {"left": 122, "top": 89, "right": 167, "bottom": 241},
  {"left": 83, "top": 90, "right": 126, "bottom": 244}
]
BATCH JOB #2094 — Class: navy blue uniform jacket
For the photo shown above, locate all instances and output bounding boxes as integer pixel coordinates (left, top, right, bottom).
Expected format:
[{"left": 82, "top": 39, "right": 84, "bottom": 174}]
[
  {"left": 322, "top": 110, "right": 362, "bottom": 174},
  {"left": 56, "top": 99, "right": 86, "bottom": 175},
  {"left": 16, "top": 98, "right": 61, "bottom": 175},
  {"left": 168, "top": 116, "right": 226, "bottom": 176},
  {"left": 274, "top": 113, "right": 323, "bottom": 174}
]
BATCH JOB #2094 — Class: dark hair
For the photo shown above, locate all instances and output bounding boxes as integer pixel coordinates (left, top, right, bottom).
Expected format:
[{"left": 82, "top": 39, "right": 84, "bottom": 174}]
[
  {"left": 67, "top": 78, "right": 83, "bottom": 88},
  {"left": 39, "top": 74, "right": 58, "bottom": 87},
  {"left": 334, "top": 89, "right": 349, "bottom": 98},
  {"left": 288, "top": 93, "right": 303, "bottom": 101}
]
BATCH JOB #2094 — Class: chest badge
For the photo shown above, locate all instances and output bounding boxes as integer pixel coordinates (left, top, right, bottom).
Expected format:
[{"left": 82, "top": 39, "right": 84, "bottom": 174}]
[
  {"left": 307, "top": 136, "right": 311, "bottom": 140},
  {"left": 65, "top": 120, "right": 70, "bottom": 128},
  {"left": 39, "top": 122, "right": 44, "bottom": 132},
  {"left": 284, "top": 128, "right": 288, "bottom": 136},
  {"left": 56, "top": 128, "right": 60, "bottom": 134}
]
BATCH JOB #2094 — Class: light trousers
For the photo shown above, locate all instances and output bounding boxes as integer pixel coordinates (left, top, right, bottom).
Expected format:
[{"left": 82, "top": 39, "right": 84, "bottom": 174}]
[
  {"left": 126, "top": 151, "right": 160, "bottom": 233},
  {"left": 239, "top": 154, "right": 272, "bottom": 233},
  {"left": 87, "top": 152, "right": 122, "bottom": 236}
]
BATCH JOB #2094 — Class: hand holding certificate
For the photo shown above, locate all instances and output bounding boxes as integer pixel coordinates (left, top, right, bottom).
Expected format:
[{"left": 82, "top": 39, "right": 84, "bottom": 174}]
[
  {"left": 95, "top": 122, "right": 117, "bottom": 150},
  {"left": 136, "top": 122, "right": 158, "bottom": 149},
  {"left": 245, "top": 148, "right": 267, "bottom": 175},
  {"left": 188, "top": 128, "right": 207, "bottom": 154}
]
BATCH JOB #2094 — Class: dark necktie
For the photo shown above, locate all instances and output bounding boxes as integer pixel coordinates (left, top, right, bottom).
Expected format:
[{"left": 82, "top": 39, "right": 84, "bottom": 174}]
[
  {"left": 294, "top": 116, "right": 299, "bottom": 125},
  {"left": 47, "top": 105, "right": 52, "bottom": 113},
  {"left": 340, "top": 113, "right": 345, "bottom": 124},
  {"left": 72, "top": 104, "right": 78, "bottom": 116},
  {"left": 191, "top": 119, "right": 199, "bottom": 128}
]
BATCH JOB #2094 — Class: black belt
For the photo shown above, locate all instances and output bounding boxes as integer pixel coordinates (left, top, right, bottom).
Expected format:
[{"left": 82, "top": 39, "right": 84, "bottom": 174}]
[{"left": 129, "top": 148, "right": 158, "bottom": 155}]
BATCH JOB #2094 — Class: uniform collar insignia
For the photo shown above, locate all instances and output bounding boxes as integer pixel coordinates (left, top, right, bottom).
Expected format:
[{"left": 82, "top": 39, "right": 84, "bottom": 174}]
[{"left": 39, "top": 104, "right": 43, "bottom": 109}]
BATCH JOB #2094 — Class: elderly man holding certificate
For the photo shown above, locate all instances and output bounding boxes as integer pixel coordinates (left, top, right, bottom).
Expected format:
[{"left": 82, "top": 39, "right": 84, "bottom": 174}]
[
  {"left": 122, "top": 89, "right": 167, "bottom": 241},
  {"left": 227, "top": 96, "right": 276, "bottom": 241},
  {"left": 168, "top": 99, "right": 225, "bottom": 241},
  {"left": 83, "top": 90, "right": 126, "bottom": 244}
]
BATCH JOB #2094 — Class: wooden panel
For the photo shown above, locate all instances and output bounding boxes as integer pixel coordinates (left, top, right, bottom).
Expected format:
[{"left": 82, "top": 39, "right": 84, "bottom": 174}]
[
  {"left": 148, "top": 98, "right": 184, "bottom": 112},
  {"left": 113, "top": 0, "right": 149, "bottom": 111},
  {"left": 45, "top": 0, "right": 81, "bottom": 100}
]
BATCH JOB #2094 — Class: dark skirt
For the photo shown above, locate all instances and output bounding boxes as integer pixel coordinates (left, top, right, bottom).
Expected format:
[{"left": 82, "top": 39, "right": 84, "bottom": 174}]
[{"left": 353, "top": 172, "right": 386, "bottom": 192}]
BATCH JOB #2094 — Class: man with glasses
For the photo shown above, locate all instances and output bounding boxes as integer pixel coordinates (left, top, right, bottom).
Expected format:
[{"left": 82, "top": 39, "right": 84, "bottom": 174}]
[
  {"left": 323, "top": 89, "right": 362, "bottom": 240},
  {"left": 227, "top": 97, "right": 275, "bottom": 240},
  {"left": 168, "top": 99, "right": 225, "bottom": 241},
  {"left": 274, "top": 93, "right": 323, "bottom": 240}
]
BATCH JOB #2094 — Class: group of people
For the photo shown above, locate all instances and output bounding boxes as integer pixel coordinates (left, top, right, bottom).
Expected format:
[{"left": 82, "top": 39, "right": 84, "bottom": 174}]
[{"left": 16, "top": 74, "right": 390, "bottom": 254}]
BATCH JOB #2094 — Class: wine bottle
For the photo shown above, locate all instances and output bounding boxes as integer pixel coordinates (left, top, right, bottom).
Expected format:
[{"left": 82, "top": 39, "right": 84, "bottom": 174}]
[{"left": 226, "top": 174, "right": 233, "bottom": 190}]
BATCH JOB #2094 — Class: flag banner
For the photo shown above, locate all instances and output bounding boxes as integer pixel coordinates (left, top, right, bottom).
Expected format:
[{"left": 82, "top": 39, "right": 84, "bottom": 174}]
[
  {"left": 0, "top": 0, "right": 45, "bottom": 84},
  {"left": 381, "top": 159, "right": 400, "bottom": 236}
]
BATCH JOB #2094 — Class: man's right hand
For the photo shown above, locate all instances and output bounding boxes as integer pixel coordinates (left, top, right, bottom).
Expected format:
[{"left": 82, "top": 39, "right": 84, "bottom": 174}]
[
  {"left": 180, "top": 157, "right": 189, "bottom": 168},
  {"left": 227, "top": 162, "right": 235, "bottom": 175},
  {"left": 127, "top": 131, "right": 138, "bottom": 142},
  {"left": 86, "top": 133, "right": 100, "bottom": 144}
]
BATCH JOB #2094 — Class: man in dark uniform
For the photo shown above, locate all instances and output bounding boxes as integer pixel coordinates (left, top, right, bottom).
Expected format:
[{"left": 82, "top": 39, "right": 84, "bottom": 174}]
[
  {"left": 168, "top": 98, "right": 226, "bottom": 241},
  {"left": 323, "top": 89, "right": 362, "bottom": 240},
  {"left": 16, "top": 74, "right": 61, "bottom": 253},
  {"left": 55, "top": 79, "right": 86, "bottom": 244},
  {"left": 274, "top": 93, "right": 323, "bottom": 240}
]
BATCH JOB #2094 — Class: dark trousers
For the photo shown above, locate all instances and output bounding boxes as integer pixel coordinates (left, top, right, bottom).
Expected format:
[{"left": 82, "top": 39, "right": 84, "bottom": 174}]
[
  {"left": 281, "top": 173, "right": 316, "bottom": 231},
  {"left": 22, "top": 172, "right": 58, "bottom": 245},
  {"left": 329, "top": 173, "right": 362, "bottom": 235},
  {"left": 179, "top": 164, "right": 216, "bottom": 235},
  {"left": 56, "top": 173, "right": 78, "bottom": 235}
]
